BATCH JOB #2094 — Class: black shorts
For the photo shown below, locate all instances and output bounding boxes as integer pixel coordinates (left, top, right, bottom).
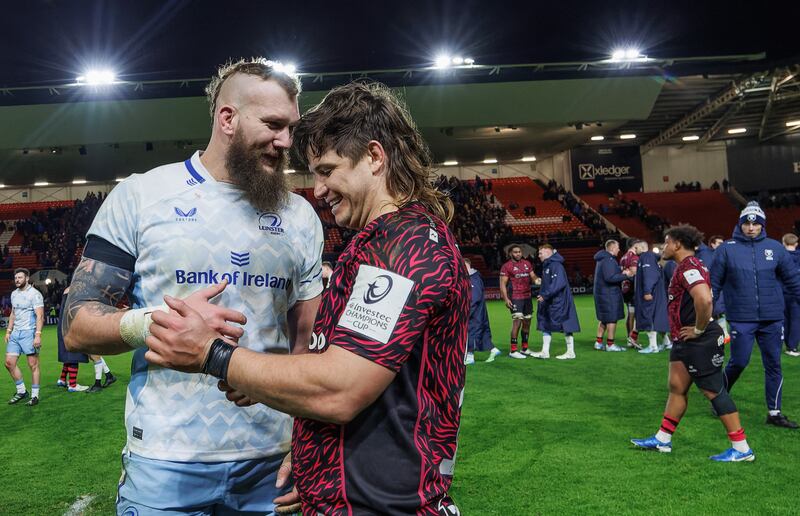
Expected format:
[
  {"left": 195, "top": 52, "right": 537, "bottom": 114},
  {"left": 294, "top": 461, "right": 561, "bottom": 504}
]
[
  {"left": 509, "top": 298, "right": 533, "bottom": 319},
  {"left": 622, "top": 289, "right": 634, "bottom": 305},
  {"left": 669, "top": 323, "right": 725, "bottom": 378}
]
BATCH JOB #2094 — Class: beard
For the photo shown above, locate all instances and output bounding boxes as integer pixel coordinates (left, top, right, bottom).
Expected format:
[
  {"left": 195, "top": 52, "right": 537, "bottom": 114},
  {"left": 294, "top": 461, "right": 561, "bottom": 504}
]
[{"left": 225, "top": 130, "right": 289, "bottom": 213}]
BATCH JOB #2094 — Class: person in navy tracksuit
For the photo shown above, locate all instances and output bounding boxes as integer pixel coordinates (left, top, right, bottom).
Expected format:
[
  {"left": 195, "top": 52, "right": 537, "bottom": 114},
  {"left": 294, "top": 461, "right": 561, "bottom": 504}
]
[
  {"left": 781, "top": 234, "right": 800, "bottom": 357},
  {"left": 593, "top": 240, "right": 632, "bottom": 352},
  {"left": 697, "top": 237, "right": 730, "bottom": 342},
  {"left": 633, "top": 243, "right": 669, "bottom": 353},
  {"left": 464, "top": 258, "right": 499, "bottom": 364},
  {"left": 711, "top": 202, "right": 800, "bottom": 429},
  {"left": 660, "top": 253, "right": 677, "bottom": 350},
  {"left": 531, "top": 245, "right": 580, "bottom": 359}
]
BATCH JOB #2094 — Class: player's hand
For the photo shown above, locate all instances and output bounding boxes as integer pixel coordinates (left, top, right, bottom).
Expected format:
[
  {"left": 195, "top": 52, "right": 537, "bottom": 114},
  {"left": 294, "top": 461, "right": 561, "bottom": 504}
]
[
  {"left": 183, "top": 280, "right": 247, "bottom": 343},
  {"left": 505, "top": 300, "right": 514, "bottom": 310},
  {"left": 679, "top": 326, "right": 700, "bottom": 340},
  {"left": 217, "top": 379, "right": 257, "bottom": 407},
  {"left": 33, "top": 334, "right": 41, "bottom": 348},
  {"left": 537, "top": 295, "right": 544, "bottom": 302},
  {"left": 643, "top": 294, "right": 653, "bottom": 301},
  {"left": 274, "top": 452, "right": 301, "bottom": 516},
  {"left": 145, "top": 295, "right": 220, "bottom": 373},
  {"left": 4, "top": 332, "right": 9, "bottom": 343}
]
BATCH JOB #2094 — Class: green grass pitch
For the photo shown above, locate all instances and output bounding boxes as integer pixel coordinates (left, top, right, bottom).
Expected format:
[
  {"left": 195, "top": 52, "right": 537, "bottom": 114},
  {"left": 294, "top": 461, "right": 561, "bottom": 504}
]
[{"left": 1, "top": 296, "right": 798, "bottom": 514}]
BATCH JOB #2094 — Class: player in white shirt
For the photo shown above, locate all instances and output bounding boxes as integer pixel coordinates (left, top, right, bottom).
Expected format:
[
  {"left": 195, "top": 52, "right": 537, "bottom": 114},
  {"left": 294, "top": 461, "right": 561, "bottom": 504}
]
[
  {"left": 5, "top": 268, "right": 44, "bottom": 406},
  {"left": 62, "top": 58, "right": 322, "bottom": 514}
]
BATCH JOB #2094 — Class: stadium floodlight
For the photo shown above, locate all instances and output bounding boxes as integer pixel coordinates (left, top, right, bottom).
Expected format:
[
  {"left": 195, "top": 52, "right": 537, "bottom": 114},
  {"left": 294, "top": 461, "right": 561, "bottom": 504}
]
[
  {"left": 624, "top": 48, "right": 641, "bottom": 59},
  {"left": 76, "top": 69, "right": 116, "bottom": 85},
  {"left": 45, "top": 278, "right": 52, "bottom": 285},
  {"left": 522, "top": 156, "right": 537, "bottom": 162},
  {"left": 483, "top": 158, "right": 498, "bottom": 164},
  {"left": 434, "top": 54, "right": 451, "bottom": 68},
  {"left": 273, "top": 61, "right": 297, "bottom": 75},
  {"left": 786, "top": 120, "right": 800, "bottom": 127},
  {"left": 682, "top": 135, "right": 700, "bottom": 141},
  {"left": 442, "top": 160, "right": 459, "bottom": 166},
  {"left": 727, "top": 128, "right": 747, "bottom": 134},
  {"left": 591, "top": 135, "right": 605, "bottom": 141},
  {"left": 611, "top": 49, "right": 626, "bottom": 61},
  {"left": 464, "top": 57, "right": 475, "bottom": 65},
  {"left": 0, "top": 183, "right": 5, "bottom": 188},
  {"left": 452, "top": 56, "right": 464, "bottom": 65},
  {"left": 72, "top": 179, "right": 87, "bottom": 184},
  {"left": 620, "top": 134, "right": 637, "bottom": 139},
  {"left": 34, "top": 181, "right": 49, "bottom": 186},
  {"left": 283, "top": 169, "right": 296, "bottom": 174},
  {"left": 115, "top": 177, "right": 125, "bottom": 182}
]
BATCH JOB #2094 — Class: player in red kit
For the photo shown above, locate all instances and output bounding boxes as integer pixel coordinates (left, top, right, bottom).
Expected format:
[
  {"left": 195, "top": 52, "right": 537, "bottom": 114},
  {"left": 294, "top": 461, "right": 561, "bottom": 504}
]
[
  {"left": 500, "top": 245, "right": 538, "bottom": 359},
  {"left": 620, "top": 240, "right": 644, "bottom": 349},
  {"left": 145, "top": 81, "right": 469, "bottom": 513},
  {"left": 631, "top": 225, "right": 754, "bottom": 462}
]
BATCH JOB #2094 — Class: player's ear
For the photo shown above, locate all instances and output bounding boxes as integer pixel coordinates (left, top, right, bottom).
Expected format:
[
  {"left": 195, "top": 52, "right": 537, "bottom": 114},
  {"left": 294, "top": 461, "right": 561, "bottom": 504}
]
[
  {"left": 366, "top": 141, "right": 386, "bottom": 175},
  {"left": 218, "top": 105, "right": 237, "bottom": 137}
]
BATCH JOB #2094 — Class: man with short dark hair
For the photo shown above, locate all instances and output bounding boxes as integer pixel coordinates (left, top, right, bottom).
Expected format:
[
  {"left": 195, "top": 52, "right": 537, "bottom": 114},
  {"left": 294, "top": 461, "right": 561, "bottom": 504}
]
[
  {"left": 500, "top": 245, "right": 537, "bottom": 358},
  {"left": 711, "top": 202, "right": 800, "bottom": 429},
  {"left": 621, "top": 240, "right": 645, "bottom": 349},
  {"left": 632, "top": 225, "right": 754, "bottom": 462},
  {"left": 144, "top": 81, "right": 468, "bottom": 515},
  {"left": 593, "top": 240, "right": 632, "bottom": 351},
  {"left": 5, "top": 268, "right": 44, "bottom": 405},
  {"left": 781, "top": 233, "right": 800, "bottom": 357}
]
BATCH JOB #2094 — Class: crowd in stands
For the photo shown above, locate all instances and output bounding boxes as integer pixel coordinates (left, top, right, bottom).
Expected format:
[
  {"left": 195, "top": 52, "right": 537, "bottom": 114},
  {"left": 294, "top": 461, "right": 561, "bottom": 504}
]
[
  {"left": 598, "top": 194, "right": 669, "bottom": 235},
  {"left": 15, "top": 192, "right": 104, "bottom": 270},
  {"left": 752, "top": 189, "right": 800, "bottom": 209},
  {"left": 543, "top": 181, "right": 621, "bottom": 241},
  {"left": 674, "top": 181, "right": 702, "bottom": 192},
  {"left": 437, "top": 175, "right": 513, "bottom": 246}
]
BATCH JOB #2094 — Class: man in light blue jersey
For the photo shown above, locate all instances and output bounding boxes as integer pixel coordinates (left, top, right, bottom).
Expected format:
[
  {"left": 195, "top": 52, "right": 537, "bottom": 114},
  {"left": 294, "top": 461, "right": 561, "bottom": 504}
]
[
  {"left": 5, "top": 268, "right": 44, "bottom": 406},
  {"left": 63, "top": 58, "right": 323, "bottom": 514}
]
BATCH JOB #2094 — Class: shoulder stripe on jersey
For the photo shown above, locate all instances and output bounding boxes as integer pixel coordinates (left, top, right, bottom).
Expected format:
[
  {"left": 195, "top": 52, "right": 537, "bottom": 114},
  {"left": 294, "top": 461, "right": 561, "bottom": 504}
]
[{"left": 184, "top": 158, "right": 206, "bottom": 185}]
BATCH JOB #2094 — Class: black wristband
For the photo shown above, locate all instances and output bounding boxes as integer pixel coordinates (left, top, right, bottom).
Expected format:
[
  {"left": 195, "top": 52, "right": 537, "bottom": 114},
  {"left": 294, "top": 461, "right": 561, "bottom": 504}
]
[{"left": 201, "top": 338, "right": 237, "bottom": 381}]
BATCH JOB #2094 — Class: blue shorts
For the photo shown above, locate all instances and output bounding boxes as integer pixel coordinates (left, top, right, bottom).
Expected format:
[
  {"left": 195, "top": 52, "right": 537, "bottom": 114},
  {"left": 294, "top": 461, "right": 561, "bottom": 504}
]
[
  {"left": 116, "top": 450, "right": 290, "bottom": 515},
  {"left": 6, "top": 330, "right": 37, "bottom": 356}
]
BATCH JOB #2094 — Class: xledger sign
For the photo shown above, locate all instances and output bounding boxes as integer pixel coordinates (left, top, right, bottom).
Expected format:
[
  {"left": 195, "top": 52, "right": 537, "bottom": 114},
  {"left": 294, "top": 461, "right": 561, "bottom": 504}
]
[{"left": 570, "top": 146, "right": 643, "bottom": 194}]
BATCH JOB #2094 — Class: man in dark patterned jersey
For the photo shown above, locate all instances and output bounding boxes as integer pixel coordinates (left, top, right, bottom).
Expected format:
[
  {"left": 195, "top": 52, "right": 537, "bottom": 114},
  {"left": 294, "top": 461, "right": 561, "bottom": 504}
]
[
  {"left": 631, "top": 225, "right": 755, "bottom": 462},
  {"left": 620, "top": 240, "right": 644, "bottom": 349},
  {"left": 499, "top": 245, "right": 538, "bottom": 359},
  {"left": 144, "top": 81, "right": 469, "bottom": 514}
]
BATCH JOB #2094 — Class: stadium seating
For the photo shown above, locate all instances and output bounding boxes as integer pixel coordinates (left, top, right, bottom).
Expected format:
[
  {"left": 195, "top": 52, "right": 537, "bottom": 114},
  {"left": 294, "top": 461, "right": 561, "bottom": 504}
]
[
  {"left": 582, "top": 190, "right": 739, "bottom": 242},
  {"left": 763, "top": 206, "right": 800, "bottom": 237},
  {"left": 491, "top": 177, "right": 590, "bottom": 235}
]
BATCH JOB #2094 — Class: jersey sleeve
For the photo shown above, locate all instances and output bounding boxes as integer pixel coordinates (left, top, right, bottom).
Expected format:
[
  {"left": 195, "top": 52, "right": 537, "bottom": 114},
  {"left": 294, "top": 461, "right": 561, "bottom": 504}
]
[
  {"left": 499, "top": 262, "right": 510, "bottom": 277},
  {"left": 296, "top": 202, "right": 324, "bottom": 302},
  {"left": 32, "top": 289, "right": 44, "bottom": 308},
  {"left": 86, "top": 176, "right": 140, "bottom": 257},
  {"left": 330, "top": 221, "right": 456, "bottom": 372},
  {"left": 679, "top": 263, "right": 707, "bottom": 291}
]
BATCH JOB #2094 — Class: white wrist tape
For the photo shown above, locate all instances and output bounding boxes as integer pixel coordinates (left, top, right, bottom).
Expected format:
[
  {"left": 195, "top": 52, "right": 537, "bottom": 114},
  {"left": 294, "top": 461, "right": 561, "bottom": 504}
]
[{"left": 120, "top": 304, "right": 169, "bottom": 349}]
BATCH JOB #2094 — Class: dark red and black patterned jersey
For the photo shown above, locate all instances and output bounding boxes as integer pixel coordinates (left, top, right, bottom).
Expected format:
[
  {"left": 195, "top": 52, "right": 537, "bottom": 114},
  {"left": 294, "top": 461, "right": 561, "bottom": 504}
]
[
  {"left": 500, "top": 259, "right": 533, "bottom": 299},
  {"left": 620, "top": 250, "right": 639, "bottom": 294},
  {"left": 668, "top": 256, "right": 710, "bottom": 341},
  {"left": 292, "top": 203, "right": 469, "bottom": 516}
]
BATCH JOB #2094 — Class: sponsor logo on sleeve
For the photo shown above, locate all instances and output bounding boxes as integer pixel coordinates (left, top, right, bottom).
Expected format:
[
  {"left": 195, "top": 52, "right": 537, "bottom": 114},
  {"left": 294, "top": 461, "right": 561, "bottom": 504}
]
[
  {"left": 337, "top": 265, "right": 415, "bottom": 343},
  {"left": 682, "top": 268, "right": 703, "bottom": 285}
]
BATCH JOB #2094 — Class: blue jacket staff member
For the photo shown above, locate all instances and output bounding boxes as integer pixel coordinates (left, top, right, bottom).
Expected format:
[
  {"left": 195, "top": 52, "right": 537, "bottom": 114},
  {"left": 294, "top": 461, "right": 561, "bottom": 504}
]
[
  {"left": 711, "top": 201, "right": 800, "bottom": 429},
  {"left": 465, "top": 257, "right": 499, "bottom": 364},
  {"left": 531, "top": 245, "right": 580, "bottom": 360},
  {"left": 634, "top": 242, "right": 670, "bottom": 354},
  {"left": 593, "top": 240, "right": 632, "bottom": 352}
]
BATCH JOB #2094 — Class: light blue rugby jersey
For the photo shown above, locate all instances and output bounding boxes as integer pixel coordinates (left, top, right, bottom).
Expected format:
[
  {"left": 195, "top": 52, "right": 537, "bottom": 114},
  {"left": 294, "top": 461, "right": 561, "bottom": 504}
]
[
  {"left": 10, "top": 286, "right": 44, "bottom": 332},
  {"left": 88, "top": 151, "right": 324, "bottom": 462}
]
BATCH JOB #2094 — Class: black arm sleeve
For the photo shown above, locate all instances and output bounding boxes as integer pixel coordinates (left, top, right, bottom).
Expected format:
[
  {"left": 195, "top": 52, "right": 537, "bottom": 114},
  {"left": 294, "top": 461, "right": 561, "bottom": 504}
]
[{"left": 82, "top": 236, "right": 136, "bottom": 272}]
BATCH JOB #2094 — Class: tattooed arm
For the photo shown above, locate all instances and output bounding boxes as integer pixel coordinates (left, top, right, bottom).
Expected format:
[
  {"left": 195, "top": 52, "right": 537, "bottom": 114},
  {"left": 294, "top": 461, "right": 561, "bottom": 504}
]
[{"left": 62, "top": 256, "right": 134, "bottom": 355}]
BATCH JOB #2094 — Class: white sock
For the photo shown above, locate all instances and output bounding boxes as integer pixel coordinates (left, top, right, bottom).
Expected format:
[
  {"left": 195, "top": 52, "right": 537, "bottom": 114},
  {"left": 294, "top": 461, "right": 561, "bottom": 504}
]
[
  {"left": 717, "top": 316, "right": 729, "bottom": 337},
  {"left": 647, "top": 331, "right": 657, "bottom": 350},
  {"left": 94, "top": 360, "right": 103, "bottom": 380},
  {"left": 100, "top": 358, "right": 110, "bottom": 374},
  {"left": 31, "top": 384, "right": 39, "bottom": 398},
  {"left": 655, "top": 430, "right": 672, "bottom": 443},
  {"left": 15, "top": 379, "right": 26, "bottom": 394},
  {"left": 542, "top": 334, "right": 552, "bottom": 354},
  {"left": 491, "top": 347, "right": 500, "bottom": 354},
  {"left": 769, "top": 409, "right": 781, "bottom": 416},
  {"left": 662, "top": 334, "right": 671, "bottom": 347},
  {"left": 565, "top": 335, "right": 574, "bottom": 354},
  {"left": 731, "top": 438, "right": 750, "bottom": 453}
]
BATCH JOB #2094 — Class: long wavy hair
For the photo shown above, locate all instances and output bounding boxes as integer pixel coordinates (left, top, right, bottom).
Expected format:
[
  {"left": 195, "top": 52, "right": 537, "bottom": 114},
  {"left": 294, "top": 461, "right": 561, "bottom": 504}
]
[{"left": 293, "top": 81, "right": 453, "bottom": 223}]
